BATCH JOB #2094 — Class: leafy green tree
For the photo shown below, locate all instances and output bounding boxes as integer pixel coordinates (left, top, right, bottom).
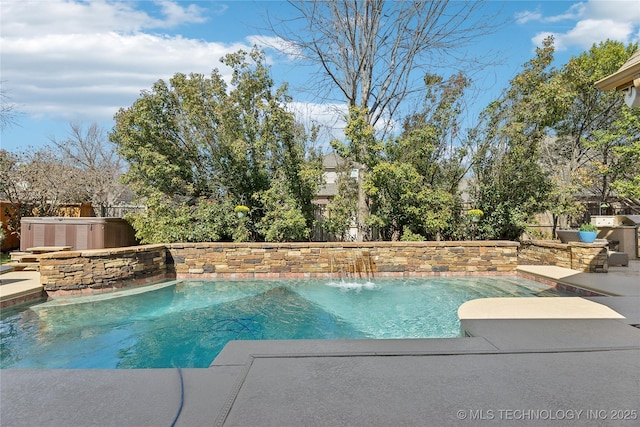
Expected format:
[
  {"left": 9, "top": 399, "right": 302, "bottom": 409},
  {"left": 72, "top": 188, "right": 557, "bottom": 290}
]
[
  {"left": 390, "top": 72, "right": 471, "bottom": 193},
  {"left": 611, "top": 140, "right": 640, "bottom": 198},
  {"left": 364, "top": 161, "right": 454, "bottom": 240},
  {"left": 553, "top": 40, "right": 640, "bottom": 209},
  {"left": 370, "top": 72, "right": 471, "bottom": 240},
  {"left": 471, "top": 37, "right": 562, "bottom": 240},
  {"left": 255, "top": 176, "right": 310, "bottom": 242},
  {"left": 111, "top": 48, "right": 322, "bottom": 242},
  {"left": 327, "top": 72, "right": 472, "bottom": 241},
  {"left": 126, "top": 195, "right": 237, "bottom": 244},
  {"left": 330, "top": 106, "right": 382, "bottom": 240}
]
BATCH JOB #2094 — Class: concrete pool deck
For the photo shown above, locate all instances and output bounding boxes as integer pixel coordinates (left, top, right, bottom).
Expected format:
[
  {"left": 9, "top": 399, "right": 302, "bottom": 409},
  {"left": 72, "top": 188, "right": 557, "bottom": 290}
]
[
  {"left": 1, "top": 262, "right": 639, "bottom": 426},
  {"left": 517, "top": 264, "right": 640, "bottom": 297}
]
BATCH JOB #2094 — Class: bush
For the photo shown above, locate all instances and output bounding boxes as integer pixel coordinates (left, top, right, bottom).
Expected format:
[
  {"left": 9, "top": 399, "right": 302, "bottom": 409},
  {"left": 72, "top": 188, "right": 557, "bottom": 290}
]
[
  {"left": 126, "top": 195, "right": 237, "bottom": 244},
  {"left": 579, "top": 223, "right": 598, "bottom": 232},
  {"left": 400, "top": 227, "right": 425, "bottom": 241},
  {"left": 254, "top": 181, "right": 311, "bottom": 242}
]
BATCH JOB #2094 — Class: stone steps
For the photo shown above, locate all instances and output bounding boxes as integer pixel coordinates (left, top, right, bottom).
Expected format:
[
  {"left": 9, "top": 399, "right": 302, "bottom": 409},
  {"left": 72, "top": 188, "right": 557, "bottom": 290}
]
[
  {"left": 10, "top": 252, "right": 39, "bottom": 263},
  {"left": 4, "top": 262, "right": 40, "bottom": 271},
  {"left": 7, "top": 246, "right": 73, "bottom": 272}
]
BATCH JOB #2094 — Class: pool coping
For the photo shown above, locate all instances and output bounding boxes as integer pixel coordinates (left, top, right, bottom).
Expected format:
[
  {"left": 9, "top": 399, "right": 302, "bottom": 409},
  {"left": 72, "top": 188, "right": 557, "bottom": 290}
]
[
  {"left": 517, "top": 264, "right": 640, "bottom": 297},
  {"left": 0, "top": 270, "right": 44, "bottom": 309},
  {"left": 458, "top": 297, "right": 626, "bottom": 320}
]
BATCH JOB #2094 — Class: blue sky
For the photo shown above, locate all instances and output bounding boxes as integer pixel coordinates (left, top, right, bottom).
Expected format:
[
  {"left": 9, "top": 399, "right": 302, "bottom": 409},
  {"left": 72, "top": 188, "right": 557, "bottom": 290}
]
[{"left": 1, "top": 0, "right": 639, "bottom": 152}]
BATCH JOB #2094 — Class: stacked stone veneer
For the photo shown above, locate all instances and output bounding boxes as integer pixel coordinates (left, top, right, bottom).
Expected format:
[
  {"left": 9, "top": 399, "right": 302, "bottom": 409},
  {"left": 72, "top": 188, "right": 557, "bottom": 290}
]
[
  {"left": 39, "top": 244, "right": 168, "bottom": 295},
  {"left": 166, "top": 241, "right": 520, "bottom": 279},
  {"left": 38, "top": 241, "right": 520, "bottom": 293},
  {"left": 519, "top": 240, "right": 608, "bottom": 272}
]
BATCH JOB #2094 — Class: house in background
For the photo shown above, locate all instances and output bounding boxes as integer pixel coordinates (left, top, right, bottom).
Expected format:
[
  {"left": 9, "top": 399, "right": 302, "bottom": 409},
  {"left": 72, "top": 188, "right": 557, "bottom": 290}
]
[
  {"left": 314, "top": 153, "right": 343, "bottom": 207},
  {"left": 313, "top": 153, "right": 360, "bottom": 241}
]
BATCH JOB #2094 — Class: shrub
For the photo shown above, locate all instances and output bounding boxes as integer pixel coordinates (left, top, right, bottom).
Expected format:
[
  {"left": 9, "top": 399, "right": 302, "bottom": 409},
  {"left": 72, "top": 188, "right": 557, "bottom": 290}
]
[
  {"left": 400, "top": 227, "right": 425, "bottom": 241},
  {"left": 126, "top": 194, "right": 236, "bottom": 243},
  {"left": 579, "top": 223, "right": 598, "bottom": 232}
]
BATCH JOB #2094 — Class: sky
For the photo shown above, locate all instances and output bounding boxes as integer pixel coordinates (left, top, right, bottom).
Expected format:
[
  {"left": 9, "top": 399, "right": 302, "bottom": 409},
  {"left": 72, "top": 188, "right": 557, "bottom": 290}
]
[{"left": 1, "top": 0, "right": 640, "bottom": 153}]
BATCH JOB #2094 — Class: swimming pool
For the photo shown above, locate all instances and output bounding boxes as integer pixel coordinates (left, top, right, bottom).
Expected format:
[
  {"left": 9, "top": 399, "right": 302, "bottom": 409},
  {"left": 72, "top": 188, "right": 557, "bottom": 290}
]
[{"left": 1, "top": 276, "right": 566, "bottom": 369}]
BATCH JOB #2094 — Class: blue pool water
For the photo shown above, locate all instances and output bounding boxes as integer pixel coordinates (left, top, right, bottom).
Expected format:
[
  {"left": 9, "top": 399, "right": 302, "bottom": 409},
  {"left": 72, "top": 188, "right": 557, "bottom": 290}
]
[{"left": 1, "top": 277, "right": 566, "bottom": 369}]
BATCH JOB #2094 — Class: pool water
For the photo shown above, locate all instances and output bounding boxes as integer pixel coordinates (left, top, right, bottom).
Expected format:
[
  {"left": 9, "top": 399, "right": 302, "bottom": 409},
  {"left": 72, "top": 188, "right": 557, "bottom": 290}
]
[{"left": 1, "top": 277, "right": 566, "bottom": 369}]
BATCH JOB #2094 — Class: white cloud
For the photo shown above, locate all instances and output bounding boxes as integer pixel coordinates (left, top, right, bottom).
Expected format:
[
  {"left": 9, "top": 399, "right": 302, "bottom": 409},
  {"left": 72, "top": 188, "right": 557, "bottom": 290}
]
[
  {"left": 521, "top": 0, "right": 640, "bottom": 51},
  {"left": 245, "top": 35, "right": 303, "bottom": 60},
  {"left": 580, "top": 0, "right": 640, "bottom": 23},
  {"left": 3, "top": 0, "right": 150, "bottom": 36},
  {"left": 532, "top": 31, "right": 557, "bottom": 49},
  {"left": 287, "top": 101, "right": 399, "bottom": 149},
  {"left": 543, "top": 3, "right": 585, "bottom": 23},
  {"left": 155, "top": 0, "right": 208, "bottom": 27},
  {"left": 288, "top": 102, "right": 348, "bottom": 148},
  {"left": 0, "top": 0, "right": 251, "bottom": 122},
  {"left": 0, "top": 0, "right": 350, "bottom": 149},
  {"left": 515, "top": 10, "right": 543, "bottom": 25},
  {"left": 1, "top": 0, "right": 209, "bottom": 36},
  {"left": 559, "top": 19, "right": 635, "bottom": 49}
]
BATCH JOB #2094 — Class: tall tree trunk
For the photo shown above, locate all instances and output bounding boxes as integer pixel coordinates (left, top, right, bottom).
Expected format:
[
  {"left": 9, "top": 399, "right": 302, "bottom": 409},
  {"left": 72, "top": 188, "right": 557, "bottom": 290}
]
[{"left": 356, "top": 164, "right": 368, "bottom": 242}]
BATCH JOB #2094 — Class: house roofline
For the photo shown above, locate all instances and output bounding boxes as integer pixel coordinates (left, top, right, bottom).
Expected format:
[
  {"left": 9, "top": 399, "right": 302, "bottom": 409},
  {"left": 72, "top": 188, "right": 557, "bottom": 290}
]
[{"left": 595, "top": 50, "right": 640, "bottom": 91}]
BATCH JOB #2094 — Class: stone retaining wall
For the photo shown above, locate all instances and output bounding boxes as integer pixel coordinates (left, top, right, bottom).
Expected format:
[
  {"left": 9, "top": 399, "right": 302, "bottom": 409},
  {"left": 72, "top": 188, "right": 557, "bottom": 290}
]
[
  {"left": 167, "top": 241, "right": 520, "bottom": 279},
  {"left": 39, "top": 244, "right": 168, "bottom": 295},
  {"left": 518, "top": 240, "right": 608, "bottom": 272},
  {"left": 37, "top": 241, "right": 520, "bottom": 293}
]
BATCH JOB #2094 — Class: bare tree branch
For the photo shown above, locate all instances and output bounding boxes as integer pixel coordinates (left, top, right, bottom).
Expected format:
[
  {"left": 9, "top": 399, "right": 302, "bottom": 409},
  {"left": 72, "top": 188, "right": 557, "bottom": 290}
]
[
  {"left": 50, "top": 122, "right": 127, "bottom": 216},
  {"left": 269, "top": 0, "right": 503, "bottom": 131},
  {"left": 0, "top": 81, "right": 22, "bottom": 131}
]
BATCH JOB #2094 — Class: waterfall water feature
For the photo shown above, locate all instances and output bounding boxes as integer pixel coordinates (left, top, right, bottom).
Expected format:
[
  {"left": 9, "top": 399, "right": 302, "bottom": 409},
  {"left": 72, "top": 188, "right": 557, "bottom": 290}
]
[{"left": 331, "top": 251, "right": 374, "bottom": 280}]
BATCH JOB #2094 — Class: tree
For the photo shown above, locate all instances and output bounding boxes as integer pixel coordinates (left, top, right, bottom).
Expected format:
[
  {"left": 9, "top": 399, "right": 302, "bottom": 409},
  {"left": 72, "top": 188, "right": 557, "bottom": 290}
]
[
  {"left": 364, "top": 161, "right": 455, "bottom": 241},
  {"left": 126, "top": 195, "right": 237, "bottom": 244},
  {"left": 110, "top": 48, "right": 323, "bottom": 243},
  {"left": 272, "top": 1, "right": 499, "bottom": 241},
  {"left": 270, "top": 0, "right": 499, "bottom": 131},
  {"left": 254, "top": 176, "right": 310, "bottom": 242},
  {"left": 0, "top": 147, "right": 88, "bottom": 238},
  {"left": 330, "top": 106, "right": 381, "bottom": 240},
  {"left": 0, "top": 150, "right": 22, "bottom": 237},
  {"left": 366, "top": 72, "right": 471, "bottom": 241},
  {"left": 50, "top": 122, "right": 128, "bottom": 217},
  {"left": 552, "top": 40, "right": 640, "bottom": 210},
  {"left": 326, "top": 70, "right": 473, "bottom": 241},
  {"left": 611, "top": 140, "right": 640, "bottom": 199},
  {"left": 0, "top": 82, "right": 20, "bottom": 131},
  {"left": 471, "top": 37, "right": 562, "bottom": 240},
  {"left": 389, "top": 72, "right": 472, "bottom": 194},
  {"left": 538, "top": 136, "right": 586, "bottom": 233}
]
